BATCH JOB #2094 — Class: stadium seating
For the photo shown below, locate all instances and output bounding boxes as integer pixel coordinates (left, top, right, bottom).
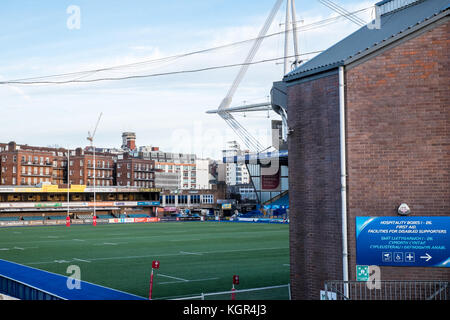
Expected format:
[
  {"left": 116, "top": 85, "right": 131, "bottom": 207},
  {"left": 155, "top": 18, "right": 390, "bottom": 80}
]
[
  {"left": 96, "top": 214, "right": 114, "bottom": 219},
  {"left": 240, "top": 210, "right": 265, "bottom": 218},
  {"left": 76, "top": 214, "right": 94, "bottom": 219},
  {"left": 0, "top": 216, "right": 19, "bottom": 221},
  {"left": 47, "top": 215, "right": 67, "bottom": 220},
  {"left": 21, "top": 216, "right": 45, "bottom": 221},
  {"left": 269, "top": 193, "right": 289, "bottom": 208}
]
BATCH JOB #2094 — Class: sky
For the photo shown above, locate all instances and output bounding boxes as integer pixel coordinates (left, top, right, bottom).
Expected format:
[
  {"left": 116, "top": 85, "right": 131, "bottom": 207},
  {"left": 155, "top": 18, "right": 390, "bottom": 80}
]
[{"left": 0, "top": 0, "right": 377, "bottom": 159}]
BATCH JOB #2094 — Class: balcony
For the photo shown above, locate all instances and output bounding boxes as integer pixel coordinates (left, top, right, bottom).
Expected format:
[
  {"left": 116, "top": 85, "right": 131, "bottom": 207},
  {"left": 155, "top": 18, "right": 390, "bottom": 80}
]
[
  {"left": 21, "top": 161, "right": 52, "bottom": 167},
  {"left": 21, "top": 173, "right": 52, "bottom": 177}
]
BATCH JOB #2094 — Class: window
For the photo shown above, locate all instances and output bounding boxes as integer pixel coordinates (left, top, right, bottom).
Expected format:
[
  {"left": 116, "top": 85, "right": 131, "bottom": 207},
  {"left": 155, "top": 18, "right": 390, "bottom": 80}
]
[
  {"left": 191, "top": 195, "right": 200, "bottom": 204},
  {"left": 178, "top": 195, "right": 188, "bottom": 204},
  {"left": 202, "top": 195, "right": 214, "bottom": 204}
]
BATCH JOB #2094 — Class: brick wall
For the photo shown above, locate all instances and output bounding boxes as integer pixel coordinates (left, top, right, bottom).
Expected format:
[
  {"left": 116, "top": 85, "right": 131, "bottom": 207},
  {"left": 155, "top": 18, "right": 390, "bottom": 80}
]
[
  {"left": 287, "top": 72, "right": 343, "bottom": 300},
  {"left": 345, "top": 20, "right": 450, "bottom": 281}
]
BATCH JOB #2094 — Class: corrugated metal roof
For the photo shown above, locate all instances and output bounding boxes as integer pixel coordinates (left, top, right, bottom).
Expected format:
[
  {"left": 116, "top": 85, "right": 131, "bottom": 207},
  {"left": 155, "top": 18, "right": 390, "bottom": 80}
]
[{"left": 284, "top": 0, "right": 450, "bottom": 82}]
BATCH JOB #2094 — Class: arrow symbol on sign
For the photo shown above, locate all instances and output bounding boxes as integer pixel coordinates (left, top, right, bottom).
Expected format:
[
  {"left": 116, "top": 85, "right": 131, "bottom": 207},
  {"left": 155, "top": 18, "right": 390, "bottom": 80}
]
[{"left": 420, "top": 253, "right": 432, "bottom": 262}]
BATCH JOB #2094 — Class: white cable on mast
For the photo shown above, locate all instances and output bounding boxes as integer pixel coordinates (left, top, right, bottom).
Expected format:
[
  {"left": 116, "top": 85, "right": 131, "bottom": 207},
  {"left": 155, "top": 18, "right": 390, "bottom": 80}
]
[
  {"left": 284, "top": 0, "right": 292, "bottom": 75},
  {"left": 318, "top": 0, "right": 366, "bottom": 26}
]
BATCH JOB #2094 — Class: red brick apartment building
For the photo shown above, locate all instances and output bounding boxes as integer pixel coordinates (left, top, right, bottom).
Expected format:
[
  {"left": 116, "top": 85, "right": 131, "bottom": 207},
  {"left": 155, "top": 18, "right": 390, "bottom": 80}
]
[
  {"left": 116, "top": 153, "right": 155, "bottom": 188},
  {"left": 282, "top": 0, "right": 449, "bottom": 299},
  {"left": 69, "top": 148, "right": 115, "bottom": 186},
  {"left": 0, "top": 141, "right": 68, "bottom": 186},
  {"left": 0, "top": 142, "right": 158, "bottom": 189}
]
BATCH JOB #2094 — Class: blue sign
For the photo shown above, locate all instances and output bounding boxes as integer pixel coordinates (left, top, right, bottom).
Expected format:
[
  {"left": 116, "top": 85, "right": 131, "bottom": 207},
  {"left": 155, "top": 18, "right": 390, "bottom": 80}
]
[
  {"left": 356, "top": 216, "right": 450, "bottom": 267},
  {"left": 137, "top": 201, "right": 160, "bottom": 206}
]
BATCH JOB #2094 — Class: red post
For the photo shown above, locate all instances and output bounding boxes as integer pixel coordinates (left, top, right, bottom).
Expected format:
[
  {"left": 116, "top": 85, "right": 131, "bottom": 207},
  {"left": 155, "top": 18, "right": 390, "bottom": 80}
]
[
  {"left": 66, "top": 216, "right": 70, "bottom": 227},
  {"left": 149, "top": 269, "right": 154, "bottom": 300},
  {"left": 149, "top": 260, "right": 160, "bottom": 300},
  {"left": 93, "top": 215, "right": 97, "bottom": 226},
  {"left": 232, "top": 275, "right": 239, "bottom": 300}
]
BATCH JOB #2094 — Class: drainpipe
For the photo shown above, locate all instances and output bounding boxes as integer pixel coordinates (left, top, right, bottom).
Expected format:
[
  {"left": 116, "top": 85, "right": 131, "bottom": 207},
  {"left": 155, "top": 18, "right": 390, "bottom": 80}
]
[{"left": 339, "top": 66, "right": 349, "bottom": 298}]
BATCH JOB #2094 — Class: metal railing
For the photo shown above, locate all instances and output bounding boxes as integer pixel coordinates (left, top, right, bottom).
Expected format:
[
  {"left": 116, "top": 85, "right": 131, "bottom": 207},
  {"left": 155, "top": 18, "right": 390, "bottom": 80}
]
[
  {"left": 323, "top": 281, "right": 449, "bottom": 300},
  {"left": 170, "top": 284, "right": 291, "bottom": 300}
]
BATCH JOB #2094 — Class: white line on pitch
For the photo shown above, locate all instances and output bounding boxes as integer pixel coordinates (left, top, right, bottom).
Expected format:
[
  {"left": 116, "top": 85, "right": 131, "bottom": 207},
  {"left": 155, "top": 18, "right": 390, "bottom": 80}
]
[
  {"left": 179, "top": 251, "right": 203, "bottom": 255},
  {"left": 157, "top": 273, "right": 189, "bottom": 282},
  {"left": 73, "top": 258, "right": 91, "bottom": 263},
  {"left": 26, "top": 246, "right": 288, "bottom": 265},
  {"left": 159, "top": 277, "right": 220, "bottom": 285},
  {"left": 93, "top": 242, "right": 119, "bottom": 246}
]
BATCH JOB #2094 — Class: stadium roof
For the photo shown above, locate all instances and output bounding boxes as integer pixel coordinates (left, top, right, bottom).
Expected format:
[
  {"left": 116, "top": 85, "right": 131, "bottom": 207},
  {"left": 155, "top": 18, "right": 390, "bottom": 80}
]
[
  {"left": 223, "top": 149, "right": 288, "bottom": 165},
  {"left": 284, "top": 0, "right": 450, "bottom": 82}
]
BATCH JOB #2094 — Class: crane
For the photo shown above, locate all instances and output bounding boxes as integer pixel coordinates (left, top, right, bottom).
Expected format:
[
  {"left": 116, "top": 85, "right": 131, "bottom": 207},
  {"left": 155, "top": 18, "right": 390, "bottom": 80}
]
[
  {"left": 87, "top": 112, "right": 103, "bottom": 218},
  {"left": 87, "top": 112, "right": 103, "bottom": 145}
]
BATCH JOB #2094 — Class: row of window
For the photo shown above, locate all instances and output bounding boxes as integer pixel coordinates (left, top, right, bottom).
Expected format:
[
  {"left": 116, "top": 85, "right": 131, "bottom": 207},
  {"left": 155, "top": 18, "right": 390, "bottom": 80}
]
[
  {"left": 116, "top": 181, "right": 153, "bottom": 188},
  {"left": 163, "top": 194, "right": 214, "bottom": 205},
  {"left": 117, "top": 163, "right": 153, "bottom": 171},
  {"left": 117, "top": 172, "right": 153, "bottom": 179}
]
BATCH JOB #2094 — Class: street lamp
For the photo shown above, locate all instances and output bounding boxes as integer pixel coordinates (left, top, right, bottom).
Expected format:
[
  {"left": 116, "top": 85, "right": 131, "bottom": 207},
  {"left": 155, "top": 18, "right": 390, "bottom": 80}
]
[{"left": 87, "top": 112, "right": 103, "bottom": 218}]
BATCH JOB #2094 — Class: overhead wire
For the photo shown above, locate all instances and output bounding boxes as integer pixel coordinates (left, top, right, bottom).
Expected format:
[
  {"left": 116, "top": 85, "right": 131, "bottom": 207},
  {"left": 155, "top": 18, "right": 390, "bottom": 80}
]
[
  {"left": 0, "top": 52, "right": 322, "bottom": 85},
  {"left": 0, "top": 5, "right": 372, "bottom": 86}
]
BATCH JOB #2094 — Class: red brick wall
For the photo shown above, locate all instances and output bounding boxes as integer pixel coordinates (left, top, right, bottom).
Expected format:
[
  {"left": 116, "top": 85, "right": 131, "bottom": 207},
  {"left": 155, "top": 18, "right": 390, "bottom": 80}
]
[
  {"left": 345, "top": 20, "right": 450, "bottom": 281},
  {"left": 287, "top": 72, "right": 343, "bottom": 300}
]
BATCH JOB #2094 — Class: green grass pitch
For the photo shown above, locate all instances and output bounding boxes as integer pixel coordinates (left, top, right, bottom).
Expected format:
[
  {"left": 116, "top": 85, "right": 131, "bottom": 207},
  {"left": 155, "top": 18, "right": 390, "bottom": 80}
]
[{"left": 0, "top": 222, "right": 289, "bottom": 299}]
